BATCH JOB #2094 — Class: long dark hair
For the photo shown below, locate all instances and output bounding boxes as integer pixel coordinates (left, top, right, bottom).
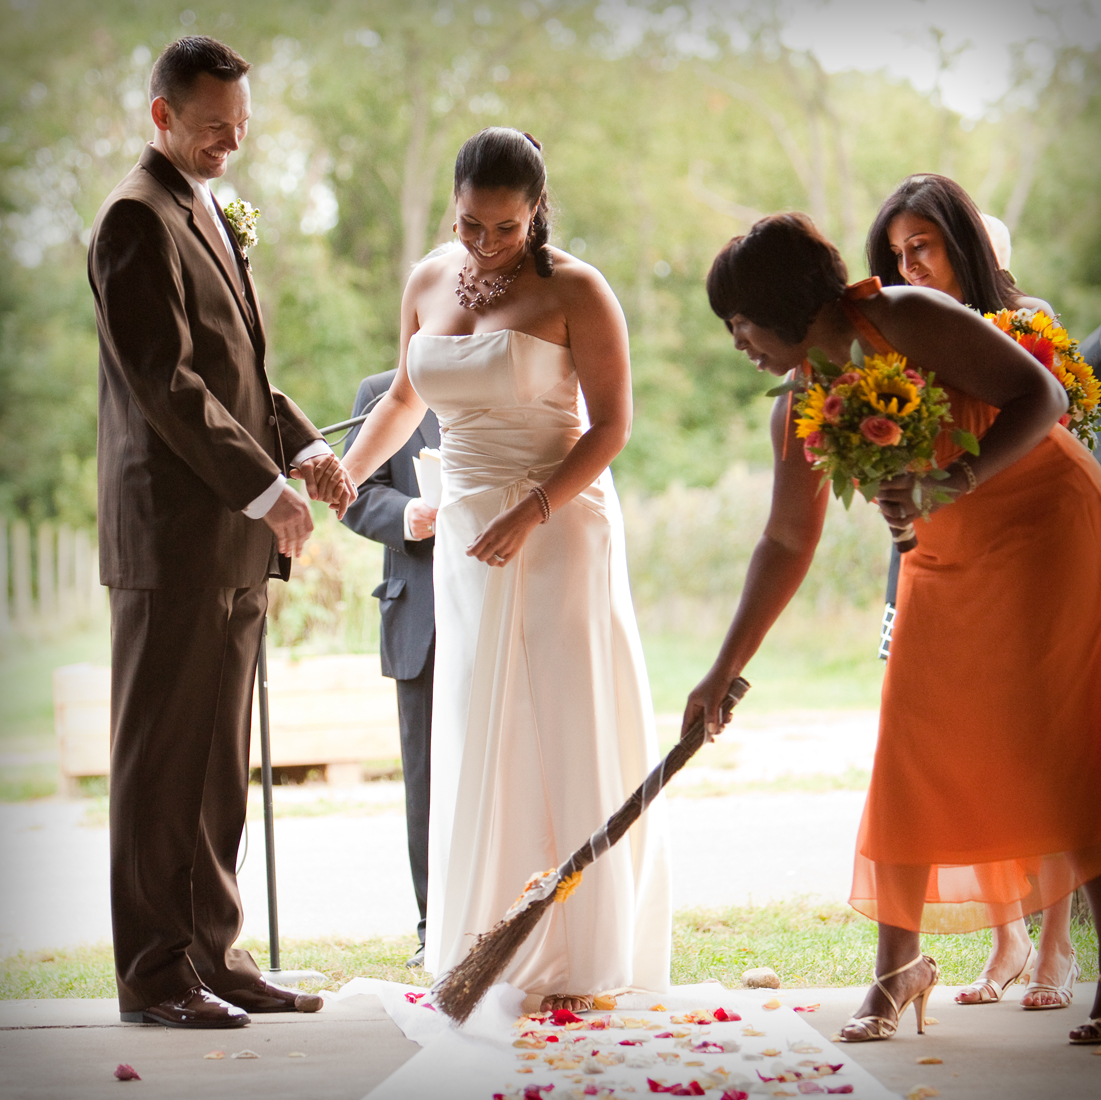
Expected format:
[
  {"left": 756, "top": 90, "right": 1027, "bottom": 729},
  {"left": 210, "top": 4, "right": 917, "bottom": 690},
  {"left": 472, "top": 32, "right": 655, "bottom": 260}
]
[
  {"left": 866, "top": 174, "right": 1023, "bottom": 313},
  {"left": 707, "top": 213, "right": 849, "bottom": 344},
  {"left": 453, "top": 127, "right": 554, "bottom": 278}
]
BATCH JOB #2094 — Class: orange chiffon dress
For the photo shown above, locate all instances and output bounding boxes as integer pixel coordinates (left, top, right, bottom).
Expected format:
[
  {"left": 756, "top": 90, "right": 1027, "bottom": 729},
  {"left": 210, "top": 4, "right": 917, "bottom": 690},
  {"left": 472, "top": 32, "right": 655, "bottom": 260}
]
[{"left": 842, "top": 281, "right": 1101, "bottom": 933}]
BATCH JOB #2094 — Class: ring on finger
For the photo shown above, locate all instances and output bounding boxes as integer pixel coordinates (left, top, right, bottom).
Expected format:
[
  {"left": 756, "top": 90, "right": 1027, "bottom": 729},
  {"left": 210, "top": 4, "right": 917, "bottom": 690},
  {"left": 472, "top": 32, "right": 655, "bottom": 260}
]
[{"left": 492, "top": 553, "right": 505, "bottom": 563}]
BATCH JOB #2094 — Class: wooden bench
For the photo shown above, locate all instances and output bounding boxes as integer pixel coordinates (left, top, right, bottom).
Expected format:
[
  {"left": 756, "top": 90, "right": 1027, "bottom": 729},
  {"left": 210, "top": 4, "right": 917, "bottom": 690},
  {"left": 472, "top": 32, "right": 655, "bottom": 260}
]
[{"left": 53, "top": 654, "right": 400, "bottom": 795}]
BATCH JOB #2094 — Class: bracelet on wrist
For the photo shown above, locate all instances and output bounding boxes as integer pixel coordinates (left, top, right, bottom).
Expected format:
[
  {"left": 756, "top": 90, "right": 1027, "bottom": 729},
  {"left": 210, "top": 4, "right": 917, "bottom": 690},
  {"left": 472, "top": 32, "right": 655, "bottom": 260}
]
[
  {"left": 530, "top": 485, "right": 552, "bottom": 523},
  {"left": 956, "top": 458, "right": 978, "bottom": 495}
]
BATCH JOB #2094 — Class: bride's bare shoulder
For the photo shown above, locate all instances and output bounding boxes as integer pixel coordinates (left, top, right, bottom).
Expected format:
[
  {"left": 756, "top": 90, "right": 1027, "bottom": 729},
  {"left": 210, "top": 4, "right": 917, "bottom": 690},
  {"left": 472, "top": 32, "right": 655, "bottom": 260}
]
[{"left": 545, "top": 248, "right": 618, "bottom": 304}]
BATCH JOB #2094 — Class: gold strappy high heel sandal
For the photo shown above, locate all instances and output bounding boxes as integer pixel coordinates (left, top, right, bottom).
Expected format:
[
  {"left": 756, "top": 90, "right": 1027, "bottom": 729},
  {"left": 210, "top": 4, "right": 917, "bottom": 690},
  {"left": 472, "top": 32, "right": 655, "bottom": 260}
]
[
  {"left": 955, "top": 942, "right": 1036, "bottom": 1005},
  {"left": 838, "top": 954, "right": 940, "bottom": 1043}
]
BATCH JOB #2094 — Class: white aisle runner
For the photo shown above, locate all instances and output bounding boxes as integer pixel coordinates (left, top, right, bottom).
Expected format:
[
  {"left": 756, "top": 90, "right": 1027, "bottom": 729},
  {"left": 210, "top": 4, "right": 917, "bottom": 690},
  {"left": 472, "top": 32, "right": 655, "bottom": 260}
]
[{"left": 328, "top": 980, "right": 899, "bottom": 1100}]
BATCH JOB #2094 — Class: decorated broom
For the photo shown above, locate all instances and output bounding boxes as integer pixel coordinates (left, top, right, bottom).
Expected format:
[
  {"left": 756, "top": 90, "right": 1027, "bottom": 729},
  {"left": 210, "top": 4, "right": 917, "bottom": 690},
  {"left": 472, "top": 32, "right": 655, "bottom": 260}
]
[{"left": 432, "top": 677, "right": 751, "bottom": 1023}]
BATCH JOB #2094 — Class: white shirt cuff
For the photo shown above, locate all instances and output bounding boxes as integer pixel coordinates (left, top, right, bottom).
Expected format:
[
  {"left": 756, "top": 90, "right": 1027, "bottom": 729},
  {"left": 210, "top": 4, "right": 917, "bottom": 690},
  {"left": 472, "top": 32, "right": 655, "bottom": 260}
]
[
  {"left": 403, "top": 497, "right": 422, "bottom": 541},
  {"left": 291, "top": 440, "right": 333, "bottom": 466},
  {"left": 244, "top": 441, "right": 332, "bottom": 520},
  {"left": 244, "top": 474, "right": 286, "bottom": 519}
]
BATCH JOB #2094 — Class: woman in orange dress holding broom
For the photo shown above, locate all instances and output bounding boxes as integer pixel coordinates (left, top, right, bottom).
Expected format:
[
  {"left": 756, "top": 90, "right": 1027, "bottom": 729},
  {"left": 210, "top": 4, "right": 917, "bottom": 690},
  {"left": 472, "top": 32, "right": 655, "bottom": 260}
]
[{"left": 683, "top": 211, "right": 1101, "bottom": 1046}]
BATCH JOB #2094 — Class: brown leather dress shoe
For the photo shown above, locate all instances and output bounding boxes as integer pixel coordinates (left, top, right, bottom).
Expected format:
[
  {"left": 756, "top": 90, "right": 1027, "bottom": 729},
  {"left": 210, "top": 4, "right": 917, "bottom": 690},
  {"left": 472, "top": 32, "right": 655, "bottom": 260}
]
[
  {"left": 220, "top": 978, "right": 323, "bottom": 1013},
  {"left": 120, "top": 986, "right": 250, "bottom": 1028}
]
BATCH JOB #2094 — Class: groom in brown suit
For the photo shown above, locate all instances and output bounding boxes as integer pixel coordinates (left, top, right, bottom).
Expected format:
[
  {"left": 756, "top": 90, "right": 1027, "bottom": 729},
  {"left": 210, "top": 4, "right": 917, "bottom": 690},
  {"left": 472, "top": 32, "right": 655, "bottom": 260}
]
[{"left": 88, "top": 37, "right": 355, "bottom": 1028}]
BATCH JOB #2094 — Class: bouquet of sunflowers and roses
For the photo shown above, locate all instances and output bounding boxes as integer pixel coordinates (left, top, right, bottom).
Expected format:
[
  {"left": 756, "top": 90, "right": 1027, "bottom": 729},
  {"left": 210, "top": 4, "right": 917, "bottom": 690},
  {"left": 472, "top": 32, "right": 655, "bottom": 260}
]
[
  {"left": 785, "top": 342, "right": 978, "bottom": 552},
  {"left": 986, "top": 307, "right": 1101, "bottom": 450}
]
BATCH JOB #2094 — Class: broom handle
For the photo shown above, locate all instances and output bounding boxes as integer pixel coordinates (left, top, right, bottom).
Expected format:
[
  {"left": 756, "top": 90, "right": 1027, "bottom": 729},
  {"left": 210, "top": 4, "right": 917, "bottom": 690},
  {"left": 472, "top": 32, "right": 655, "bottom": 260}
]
[{"left": 557, "top": 677, "right": 750, "bottom": 881}]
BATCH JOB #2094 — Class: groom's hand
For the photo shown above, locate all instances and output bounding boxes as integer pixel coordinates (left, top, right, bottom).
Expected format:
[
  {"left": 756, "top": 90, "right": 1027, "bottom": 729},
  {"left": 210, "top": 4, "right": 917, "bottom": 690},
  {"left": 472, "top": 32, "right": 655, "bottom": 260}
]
[{"left": 263, "top": 484, "right": 314, "bottom": 558}]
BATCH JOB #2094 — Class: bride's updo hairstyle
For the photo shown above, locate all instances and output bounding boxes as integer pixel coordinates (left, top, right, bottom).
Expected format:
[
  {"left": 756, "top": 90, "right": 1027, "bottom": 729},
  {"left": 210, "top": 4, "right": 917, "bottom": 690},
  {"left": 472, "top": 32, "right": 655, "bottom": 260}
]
[
  {"left": 707, "top": 213, "right": 848, "bottom": 345},
  {"left": 454, "top": 127, "right": 554, "bottom": 278},
  {"left": 866, "top": 174, "right": 1022, "bottom": 313}
]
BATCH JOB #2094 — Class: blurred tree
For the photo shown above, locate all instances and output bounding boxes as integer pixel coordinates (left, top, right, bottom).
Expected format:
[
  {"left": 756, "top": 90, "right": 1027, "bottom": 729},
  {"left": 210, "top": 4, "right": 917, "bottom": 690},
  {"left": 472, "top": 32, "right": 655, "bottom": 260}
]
[{"left": 1, "top": 0, "right": 1098, "bottom": 530}]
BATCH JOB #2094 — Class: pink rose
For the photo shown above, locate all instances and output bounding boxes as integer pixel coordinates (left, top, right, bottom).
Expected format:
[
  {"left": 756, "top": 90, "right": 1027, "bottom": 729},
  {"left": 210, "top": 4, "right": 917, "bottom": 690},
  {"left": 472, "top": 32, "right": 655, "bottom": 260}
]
[
  {"left": 860, "top": 416, "right": 902, "bottom": 446},
  {"left": 823, "top": 394, "right": 844, "bottom": 424},
  {"left": 903, "top": 369, "right": 925, "bottom": 388},
  {"left": 832, "top": 372, "right": 860, "bottom": 389},
  {"left": 803, "top": 430, "right": 827, "bottom": 462}
]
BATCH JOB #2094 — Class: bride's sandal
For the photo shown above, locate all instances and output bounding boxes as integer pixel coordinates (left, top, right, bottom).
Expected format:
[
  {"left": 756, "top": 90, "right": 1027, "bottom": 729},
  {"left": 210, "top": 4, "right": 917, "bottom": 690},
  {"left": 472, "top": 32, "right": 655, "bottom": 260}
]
[
  {"left": 1068, "top": 1017, "right": 1101, "bottom": 1044},
  {"left": 838, "top": 954, "right": 940, "bottom": 1043},
  {"left": 1021, "top": 947, "right": 1079, "bottom": 1010},
  {"left": 540, "top": 994, "right": 594, "bottom": 1014},
  {"left": 955, "top": 943, "right": 1036, "bottom": 1005}
]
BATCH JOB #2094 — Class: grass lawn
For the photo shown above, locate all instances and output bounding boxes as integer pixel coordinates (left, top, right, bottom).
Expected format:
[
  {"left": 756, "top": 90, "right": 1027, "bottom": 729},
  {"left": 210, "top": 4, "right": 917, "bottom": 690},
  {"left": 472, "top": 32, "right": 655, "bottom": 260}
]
[
  {"left": 0, "top": 607, "right": 883, "bottom": 801},
  {"left": 2, "top": 899, "right": 1096, "bottom": 999}
]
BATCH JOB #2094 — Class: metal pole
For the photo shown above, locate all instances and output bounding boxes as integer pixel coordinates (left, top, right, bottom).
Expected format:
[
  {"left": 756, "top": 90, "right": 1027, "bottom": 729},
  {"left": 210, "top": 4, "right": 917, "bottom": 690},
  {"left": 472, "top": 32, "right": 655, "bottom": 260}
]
[{"left": 257, "top": 616, "right": 281, "bottom": 973}]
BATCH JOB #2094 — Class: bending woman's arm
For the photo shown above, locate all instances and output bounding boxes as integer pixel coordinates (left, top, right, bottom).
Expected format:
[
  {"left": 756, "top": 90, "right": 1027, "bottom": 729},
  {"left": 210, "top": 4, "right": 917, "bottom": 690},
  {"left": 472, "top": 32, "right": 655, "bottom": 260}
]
[
  {"left": 682, "top": 393, "right": 829, "bottom": 739},
  {"left": 466, "top": 256, "right": 635, "bottom": 565}
]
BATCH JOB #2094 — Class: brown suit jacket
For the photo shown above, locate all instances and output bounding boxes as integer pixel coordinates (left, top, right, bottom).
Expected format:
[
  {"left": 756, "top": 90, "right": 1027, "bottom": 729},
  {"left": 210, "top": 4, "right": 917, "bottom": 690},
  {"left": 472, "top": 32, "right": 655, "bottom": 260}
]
[{"left": 89, "top": 144, "right": 319, "bottom": 588}]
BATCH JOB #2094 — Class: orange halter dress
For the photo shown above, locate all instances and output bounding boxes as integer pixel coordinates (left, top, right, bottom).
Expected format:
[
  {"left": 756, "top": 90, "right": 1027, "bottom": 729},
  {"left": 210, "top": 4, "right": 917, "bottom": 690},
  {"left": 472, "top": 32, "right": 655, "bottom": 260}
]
[{"left": 840, "top": 280, "right": 1101, "bottom": 933}]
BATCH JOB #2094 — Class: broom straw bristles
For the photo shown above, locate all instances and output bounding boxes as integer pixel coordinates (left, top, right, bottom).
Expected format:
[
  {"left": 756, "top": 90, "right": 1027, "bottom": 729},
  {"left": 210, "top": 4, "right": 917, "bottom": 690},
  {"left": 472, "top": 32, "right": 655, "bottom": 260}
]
[{"left": 432, "top": 678, "right": 750, "bottom": 1024}]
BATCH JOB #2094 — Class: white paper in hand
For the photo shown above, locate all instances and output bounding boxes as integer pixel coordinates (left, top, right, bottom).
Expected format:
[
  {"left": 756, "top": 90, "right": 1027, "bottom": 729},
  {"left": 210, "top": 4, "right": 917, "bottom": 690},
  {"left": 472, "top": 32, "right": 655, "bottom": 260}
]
[{"left": 412, "top": 447, "right": 442, "bottom": 509}]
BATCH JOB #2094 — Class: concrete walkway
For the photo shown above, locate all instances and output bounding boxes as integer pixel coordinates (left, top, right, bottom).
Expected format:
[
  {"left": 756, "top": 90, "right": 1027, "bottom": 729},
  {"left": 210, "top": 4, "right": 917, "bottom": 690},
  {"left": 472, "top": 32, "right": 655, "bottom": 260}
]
[
  {"left": 3, "top": 710, "right": 1099, "bottom": 1097},
  {"left": 1, "top": 985, "right": 1098, "bottom": 1099}
]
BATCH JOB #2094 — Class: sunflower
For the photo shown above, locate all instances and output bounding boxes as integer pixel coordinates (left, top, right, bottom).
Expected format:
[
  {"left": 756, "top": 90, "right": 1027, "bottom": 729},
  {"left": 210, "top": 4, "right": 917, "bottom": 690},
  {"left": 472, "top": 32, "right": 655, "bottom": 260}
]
[
  {"left": 795, "top": 383, "right": 829, "bottom": 439},
  {"left": 858, "top": 360, "right": 921, "bottom": 418}
]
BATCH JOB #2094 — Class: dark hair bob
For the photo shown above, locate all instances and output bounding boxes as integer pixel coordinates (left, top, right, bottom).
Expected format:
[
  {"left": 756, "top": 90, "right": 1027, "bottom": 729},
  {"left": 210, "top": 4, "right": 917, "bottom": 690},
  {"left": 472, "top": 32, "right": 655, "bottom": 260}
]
[
  {"left": 707, "top": 213, "right": 849, "bottom": 344},
  {"left": 453, "top": 127, "right": 554, "bottom": 278},
  {"left": 866, "top": 174, "right": 1022, "bottom": 313}
]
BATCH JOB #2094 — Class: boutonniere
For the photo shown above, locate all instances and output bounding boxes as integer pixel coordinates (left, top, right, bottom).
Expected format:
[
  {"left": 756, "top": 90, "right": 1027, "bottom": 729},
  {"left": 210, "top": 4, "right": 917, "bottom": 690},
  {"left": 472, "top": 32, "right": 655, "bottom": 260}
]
[{"left": 223, "top": 198, "right": 261, "bottom": 258}]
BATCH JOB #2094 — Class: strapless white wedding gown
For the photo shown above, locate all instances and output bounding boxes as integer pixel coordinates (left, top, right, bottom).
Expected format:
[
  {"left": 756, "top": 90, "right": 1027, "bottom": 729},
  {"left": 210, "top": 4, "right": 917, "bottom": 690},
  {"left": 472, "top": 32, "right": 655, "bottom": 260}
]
[{"left": 407, "top": 328, "right": 671, "bottom": 996}]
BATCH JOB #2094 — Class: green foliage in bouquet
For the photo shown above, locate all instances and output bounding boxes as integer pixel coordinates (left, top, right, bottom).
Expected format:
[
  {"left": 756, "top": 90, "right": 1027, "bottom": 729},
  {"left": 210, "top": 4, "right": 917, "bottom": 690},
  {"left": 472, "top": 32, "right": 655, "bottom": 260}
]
[{"left": 778, "top": 342, "right": 978, "bottom": 512}]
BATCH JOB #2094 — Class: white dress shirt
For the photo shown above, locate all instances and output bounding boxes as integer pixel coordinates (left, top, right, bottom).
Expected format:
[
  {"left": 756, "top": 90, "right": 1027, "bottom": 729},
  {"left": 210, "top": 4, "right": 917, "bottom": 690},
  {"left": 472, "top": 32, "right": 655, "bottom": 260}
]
[{"left": 181, "top": 171, "right": 332, "bottom": 519}]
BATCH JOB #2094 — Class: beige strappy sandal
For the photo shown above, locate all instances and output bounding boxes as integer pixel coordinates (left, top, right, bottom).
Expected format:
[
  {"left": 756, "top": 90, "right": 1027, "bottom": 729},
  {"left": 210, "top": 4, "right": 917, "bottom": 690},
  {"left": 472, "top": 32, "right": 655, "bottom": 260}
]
[
  {"left": 540, "top": 993, "right": 594, "bottom": 1013},
  {"left": 955, "top": 943, "right": 1036, "bottom": 1005},
  {"left": 1069, "top": 1016, "right": 1101, "bottom": 1044},
  {"left": 1021, "top": 947, "right": 1079, "bottom": 1010},
  {"left": 838, "top": 954, "right": 940, "bottom": 1043}
]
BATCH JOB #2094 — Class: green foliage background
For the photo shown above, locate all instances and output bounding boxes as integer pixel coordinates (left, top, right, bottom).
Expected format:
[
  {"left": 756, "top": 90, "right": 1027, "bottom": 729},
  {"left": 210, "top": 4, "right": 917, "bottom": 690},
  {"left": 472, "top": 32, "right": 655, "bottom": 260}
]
[{"left": 2, "top": 0, "right": 1099, "bottom": 525}]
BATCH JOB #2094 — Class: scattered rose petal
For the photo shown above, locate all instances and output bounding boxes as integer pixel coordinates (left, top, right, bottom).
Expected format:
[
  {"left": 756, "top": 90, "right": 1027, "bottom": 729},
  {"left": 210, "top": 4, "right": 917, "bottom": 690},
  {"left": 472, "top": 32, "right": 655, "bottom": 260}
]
[
  {"left": 203, "top": 1051, "right": 224, "bottom": 1060},
  {"left": 516, "top": 1067, "right": 533, "bottom": 1074},
  {"left": 404, "top": 991, "right": 426, "bottom": 1003},
  {"left": 905, "top": 1088, "right": 939, "bottom": 1100},
  {"left": 287, "top": 1052, "right": 306, "bottom": 1058},
  {"left": 114, "top": 1064, "right": 141, "bottom": 1081},
  {"left": 593, "top": 994, "right": 618, "bottom": 1011},
  {"left": 790, "top": 1042, "right": 822, "bottom": 1054},
  {"left": 762, "top": 998, "right": 782, "bottom": 1010},
  {"left": 742, "top": 1026, "right": 765, "bottom": 1036},
  {"left": 762, "top": 1047, "right": 782, "bottom": 1056},
  {"left": 720, "top": 1091, "right": 749, "bottom": 1100},
  {"left": 551, "top": 1008, "right": 585, "bottom": 1025},
  {"left": 714, "top": 1007, "right": 741, "bottom": 1022},
  {"left": 793, "top": 1004, "right": 820, "bottom": 1013},
  {"left": 797, "top": 1085, "right": 825, "bottom": 1095},
  {"left": 231, "top": 1050, "right": 260, "bottom": 1060},
  {"left": 924, "top": 1017, "right": 939, "bottom": 1026},
  {"left": 650, "top": 1004, "right": 667, "bottom": 1012},
  {"left": 826, "top": 1087, "right": 854, "bottom": 1095},
  {"left": 916, "top": 1057, "right": 943, "bottom": 1065}
]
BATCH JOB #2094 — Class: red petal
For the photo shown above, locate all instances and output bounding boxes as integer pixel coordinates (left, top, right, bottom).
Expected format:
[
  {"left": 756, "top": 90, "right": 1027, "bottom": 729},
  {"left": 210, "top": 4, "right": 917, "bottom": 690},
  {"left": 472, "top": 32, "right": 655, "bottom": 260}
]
[
  {"left": 551, "top": 1008, "right": 584, "bottom": 1025},
  {"left": 757, "top": 1071, "right": 776, "bottom": 1082},
  {"left": 648, "top": 1080, "right": 673, "bottom": 1093},
  {"left": 826, "top": 1087, "right": 854, "bottom": 1095},
  {"left": 798, "top": 1086, "right": 826, "bottom": 1095},
  {"left": 404, "top": 991, "right": 425, "bottom": 1003},
  {"left": 721, "top": 1092, "right": 750, "bottom": 1100},
  {"left": 714, "top": 1007, "right": 741, "bottom": 1022},
  {"left": 620, "top": 1039, "right": 645, "bottom": 1046},
  {"left": 545, "top": 1034, "right": 559, "bottom": 1042},
  {"left": 114, "top": 1064, "right": 141, "bottom": 1081},
  {"left": 654, "top": 1031, "right": 674, "bottom": 1038}
]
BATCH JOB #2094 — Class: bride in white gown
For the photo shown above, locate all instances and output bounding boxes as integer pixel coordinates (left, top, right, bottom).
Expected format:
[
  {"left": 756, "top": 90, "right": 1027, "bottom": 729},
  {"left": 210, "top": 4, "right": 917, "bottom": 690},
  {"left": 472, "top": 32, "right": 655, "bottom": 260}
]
[{"left": 342, "top": 127, "right": 670, "bottom": 1010}]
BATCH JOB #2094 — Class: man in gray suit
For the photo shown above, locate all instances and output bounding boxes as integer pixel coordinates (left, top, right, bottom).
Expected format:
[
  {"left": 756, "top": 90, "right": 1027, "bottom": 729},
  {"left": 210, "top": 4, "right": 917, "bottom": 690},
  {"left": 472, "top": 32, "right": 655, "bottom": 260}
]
[{"left": 341, "top": 370, "right": 439, "bottom": 967}]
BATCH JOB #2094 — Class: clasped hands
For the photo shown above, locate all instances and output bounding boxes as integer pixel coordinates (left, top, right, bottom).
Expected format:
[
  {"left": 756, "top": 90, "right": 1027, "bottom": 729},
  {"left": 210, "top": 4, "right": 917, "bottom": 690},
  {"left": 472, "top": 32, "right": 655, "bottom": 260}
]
[
  {"left": 291, "top": 452, "right": 359, "bottom": 519},
  {"left": 264, "top": 454, "right": 358, "bottom": 559}
]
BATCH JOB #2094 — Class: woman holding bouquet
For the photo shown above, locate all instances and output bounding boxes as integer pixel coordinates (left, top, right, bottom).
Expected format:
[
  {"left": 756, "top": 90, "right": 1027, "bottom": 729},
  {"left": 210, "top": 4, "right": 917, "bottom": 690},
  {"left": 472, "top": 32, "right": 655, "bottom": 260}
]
[
  {"left": 685, "top": 212, "right": 1101, "bottom": 1046},
  {"left": 867, "top": 172, "right": 1079, "bottom": 1013}
]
